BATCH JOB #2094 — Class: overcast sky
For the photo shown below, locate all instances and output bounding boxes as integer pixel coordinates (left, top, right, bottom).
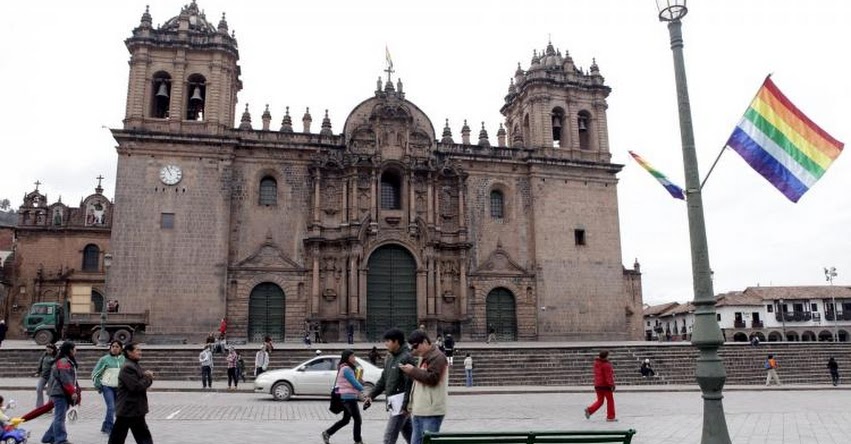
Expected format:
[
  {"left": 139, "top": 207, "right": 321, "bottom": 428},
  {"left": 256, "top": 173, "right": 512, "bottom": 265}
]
[{"left": 1, "top": 1, "right": 848, "bottom": 305}]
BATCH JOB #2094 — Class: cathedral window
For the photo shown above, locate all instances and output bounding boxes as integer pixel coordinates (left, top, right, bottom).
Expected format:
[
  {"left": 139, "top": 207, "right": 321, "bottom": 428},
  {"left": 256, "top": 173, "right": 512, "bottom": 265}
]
[
  {"left": 259, "top": 176, "right": 277, "bottom": 206},
  {"left": 574, "top": 229, "right": 586, "bottom": 246},
  {"left": 82, "top": 244, "right": 100, "bottom": 272},
  {"left": 490, "top": 190, "right": 505, "bottom": 219},
  {"left": 551, "top": 107, "right": 565, "bottom": 148},
  {"left": 151, "top": 71, "right": 172, "bottom": 119},
  {"left": 578, "top": 111, "right": 591, "bottom": 150},
  {"left": 161, "top": 213, "right": 175, "bottom": 229},
  {"left": 380, "top": 172, "right": 401, "bottom": 210},
  {"left": 186, "top": 74, "right": 206, "bottom": 121}
]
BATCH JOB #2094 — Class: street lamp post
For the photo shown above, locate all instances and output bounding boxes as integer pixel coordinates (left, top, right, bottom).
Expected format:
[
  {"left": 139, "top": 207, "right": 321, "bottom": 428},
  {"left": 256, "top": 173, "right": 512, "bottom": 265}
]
[
  {"left": 655, "top": 1, "right": 732, "bottom": 442},
  {"left": 825, "top": 267, "right": 838, "bottom": 342},
  {"left": 97, "top": 253, "right": 113, "bottom": 346},
  {"left": 779, "top": 299, "right": 787, "bottom": 341}
]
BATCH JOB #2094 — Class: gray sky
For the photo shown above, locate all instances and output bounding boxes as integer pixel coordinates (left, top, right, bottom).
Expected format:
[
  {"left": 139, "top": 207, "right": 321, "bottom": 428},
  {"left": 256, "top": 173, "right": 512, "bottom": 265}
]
[{"left": 1, "top": 1, "right": 848, "bottom": 305}]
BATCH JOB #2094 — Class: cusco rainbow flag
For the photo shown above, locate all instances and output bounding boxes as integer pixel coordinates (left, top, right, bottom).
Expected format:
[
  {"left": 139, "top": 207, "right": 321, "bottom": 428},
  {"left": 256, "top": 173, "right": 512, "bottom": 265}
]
[
  {"left": 725, "top": 76, "right": 843, "bottom": 202},
  {"left": 628, "top": 150, "right": 685, "bottom": 200}
]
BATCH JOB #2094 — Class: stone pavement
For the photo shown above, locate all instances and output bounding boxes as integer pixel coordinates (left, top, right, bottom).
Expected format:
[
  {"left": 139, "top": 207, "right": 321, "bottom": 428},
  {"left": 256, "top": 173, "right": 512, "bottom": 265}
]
[{"left": 3, "top": 388, "right": 850, "bottom": 443}]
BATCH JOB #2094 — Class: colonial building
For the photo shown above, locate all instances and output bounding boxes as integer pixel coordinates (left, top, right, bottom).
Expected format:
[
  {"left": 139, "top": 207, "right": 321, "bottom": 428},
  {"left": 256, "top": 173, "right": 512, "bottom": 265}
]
[
  {"left": 108, "top": 2, "right": 643, "bottom": 342},
  {"left": 5, "top": 182, "right": 113, "bottom": 337}
]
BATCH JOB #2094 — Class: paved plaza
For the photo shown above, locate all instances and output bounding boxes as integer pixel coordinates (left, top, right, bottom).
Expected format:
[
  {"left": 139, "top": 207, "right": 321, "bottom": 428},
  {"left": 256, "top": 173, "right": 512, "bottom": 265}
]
[{"left": 3, "top": 388, "right": 850, "bottom": 444}]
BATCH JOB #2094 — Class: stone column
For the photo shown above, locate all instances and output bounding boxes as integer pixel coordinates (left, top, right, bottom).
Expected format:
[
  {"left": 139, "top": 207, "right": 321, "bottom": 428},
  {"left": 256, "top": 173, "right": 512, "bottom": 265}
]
[
  {"left": 435, "top": 259, "right": 442, "bottom": 316},
  {"left": 427, "top": 173, "right": 434, "bottom": 226},
  {"left": 342, "top": 180, "right": 349, "bottom": 223},
  {"left": 458, "top": 176, "right": 466, "bottom": 228},
  {"left": 348, "top": 255, "right": 358, "bottom": 314},
  {"left": 426, "top": 253, "right": 435, "bottom": 315},
  {"left": 358, "top": 268, "right": 367, "bottom": 315},
  {"left": 313, "top": 170, "right": 321, "bottom": 225},
  {"left": 408, "top": 171, "right": 415, "bottom": 224},
  {"left": 459, "top": 252, "right": 468, "bottom": 316},
  {"left": 370, "top": 170, "right": 378, "bottom": 221},
  {"left": 311, "top": 247, "right": 320, "bottom": 316},
  {"left": 350, "top": 176, "right": 357, "bottom": 222}
]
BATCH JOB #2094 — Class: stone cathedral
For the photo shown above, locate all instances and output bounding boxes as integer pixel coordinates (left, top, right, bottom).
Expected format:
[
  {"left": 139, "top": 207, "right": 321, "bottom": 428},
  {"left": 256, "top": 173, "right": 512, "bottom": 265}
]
[{"left": 108, "top": 2, "right": 643, "bottom": 342}]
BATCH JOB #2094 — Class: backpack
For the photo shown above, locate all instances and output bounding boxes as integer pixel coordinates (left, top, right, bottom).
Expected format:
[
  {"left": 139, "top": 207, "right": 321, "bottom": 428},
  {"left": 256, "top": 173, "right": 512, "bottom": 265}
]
[{"left": 764, "top": 361, "right": 770, "bottom": 369}]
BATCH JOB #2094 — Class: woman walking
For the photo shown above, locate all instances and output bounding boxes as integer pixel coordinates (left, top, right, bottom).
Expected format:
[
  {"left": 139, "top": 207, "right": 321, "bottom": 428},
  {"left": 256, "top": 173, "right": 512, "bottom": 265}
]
[
  {"left": 322, "top": 350, "right": 365, "bottom": 444},
  {"left": 584, "top": 350, "right": 617, "bottom": 422},
  {"left": 34, "top": 343, "right": 57, "bottom": 407},
  {"left": 41, "top": 341, "right": 80, "bottom": 444},
  {"left": 92, "top": 340, "right": 126, "bottom": 435},
  {"left": 254, "top": 345, "right": 269, "bottom": 377},
  {"left": 226, "top": 347, "right": 239, "bottom": 390},
  {"left": 108, "top": 342, "right": 154, "bottom": 444}
]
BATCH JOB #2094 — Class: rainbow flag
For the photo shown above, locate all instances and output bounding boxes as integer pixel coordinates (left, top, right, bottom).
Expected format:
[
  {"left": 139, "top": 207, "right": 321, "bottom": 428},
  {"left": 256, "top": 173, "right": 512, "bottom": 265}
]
[
  {"left": 628, "top": 151, "right": 685, "bottom": 200},
  {"left": 725, "top": 77, "right": 843, "bottom": 202}
]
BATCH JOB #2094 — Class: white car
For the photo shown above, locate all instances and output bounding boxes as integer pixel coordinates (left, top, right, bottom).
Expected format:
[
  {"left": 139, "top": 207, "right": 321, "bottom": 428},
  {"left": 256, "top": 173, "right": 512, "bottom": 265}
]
[{"left": 254, "top": 355, "right": 382, "bottom": 401}]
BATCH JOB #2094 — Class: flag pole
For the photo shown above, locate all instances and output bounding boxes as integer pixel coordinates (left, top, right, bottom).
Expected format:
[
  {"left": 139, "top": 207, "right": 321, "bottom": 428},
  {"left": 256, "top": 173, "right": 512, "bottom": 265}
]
[{"left": 699, "top": 145, "right": 727, "bottom": 190}]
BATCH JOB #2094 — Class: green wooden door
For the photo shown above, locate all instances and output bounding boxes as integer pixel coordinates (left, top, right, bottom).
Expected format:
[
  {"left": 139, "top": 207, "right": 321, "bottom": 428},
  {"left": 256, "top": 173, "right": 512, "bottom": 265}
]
[
  {"left": 367, "top": 245, "right": 417, "bottom": 341},
  {"left": 248, "top": 283, "right": 285, "bottom": 342},
  {"left": 486, "top": 288, "right": 517, "bottom": 341}
]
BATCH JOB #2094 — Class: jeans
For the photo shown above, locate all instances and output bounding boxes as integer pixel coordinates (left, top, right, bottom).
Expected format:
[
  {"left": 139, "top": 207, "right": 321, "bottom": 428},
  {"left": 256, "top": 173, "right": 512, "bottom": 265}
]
[
  {"left": 465, "top": 369, "right": 473, "bottom": 387},
  {"left": 42, "top": 395, "right": 68, "bottom": 444},
  {"left": 383, "top": 412, "right": 412, "bottom": 444},
  {"left": 326, "top": 399, "right": 362, "bottom": 442},
  {"left": 36, "top": 377, "right": 48, "bottom": 408},
  {"left": 586, "top": 388, "right": 616, "bottom": 420},
  {"left": 108, "top": 415, "right": 153, "bottom": 444},
  {"left": 201, "top": 366, "right": 212, "bottom": 388},
  {"left": 101, "top": 386, "right": 117, "bottom": 433},
  {"left": 227, "top": 368, "right": 238, "bottom": 388},
  {"left": 411, "top": 415, "right": 444, "bottom": 444}
]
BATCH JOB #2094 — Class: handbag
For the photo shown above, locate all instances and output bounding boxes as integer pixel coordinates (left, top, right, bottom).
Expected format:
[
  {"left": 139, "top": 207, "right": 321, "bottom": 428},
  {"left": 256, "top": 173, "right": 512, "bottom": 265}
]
[{"left": 329, "top": 387, "right": 343, "bottom": 414}]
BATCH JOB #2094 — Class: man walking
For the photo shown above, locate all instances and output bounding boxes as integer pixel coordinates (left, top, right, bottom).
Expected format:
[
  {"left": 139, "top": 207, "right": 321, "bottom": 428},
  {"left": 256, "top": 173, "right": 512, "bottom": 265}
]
[
  {"left": 364, "top": 328, "right": 416, "bottom": 444},
  {"left": 109, "top": 342, "right": 154, "bottom": 444},
  {"left": 765, "top": 354, "right": 781, "bottom": 386},
  {"left": 400, "top": 330, "right": 448, "bottom": 444}
]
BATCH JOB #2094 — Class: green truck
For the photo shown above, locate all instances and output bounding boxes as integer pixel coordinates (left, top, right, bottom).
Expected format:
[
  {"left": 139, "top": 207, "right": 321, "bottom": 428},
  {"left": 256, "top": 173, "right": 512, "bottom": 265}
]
[{"left": 24, "top": 301, "right": 149, "bottom": 345}]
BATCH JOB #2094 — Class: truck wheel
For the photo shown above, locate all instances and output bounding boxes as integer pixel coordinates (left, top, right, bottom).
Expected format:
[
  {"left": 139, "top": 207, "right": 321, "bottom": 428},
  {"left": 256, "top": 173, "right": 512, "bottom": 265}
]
[
  {"left": 34, "top": 330, "right": 54, "bottom": 345},
  {"left": 92, "top": 329, "right": 106, "bottom": 345},
  {"left": 113, "top": 329, "right": 132, "bottom": 343}
]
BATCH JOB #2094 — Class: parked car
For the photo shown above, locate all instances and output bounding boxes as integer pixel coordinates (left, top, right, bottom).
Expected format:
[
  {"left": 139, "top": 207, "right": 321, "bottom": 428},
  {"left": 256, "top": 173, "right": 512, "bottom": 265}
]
[{"left": 254, "top": 355, "right": 382, "bottom": 401}]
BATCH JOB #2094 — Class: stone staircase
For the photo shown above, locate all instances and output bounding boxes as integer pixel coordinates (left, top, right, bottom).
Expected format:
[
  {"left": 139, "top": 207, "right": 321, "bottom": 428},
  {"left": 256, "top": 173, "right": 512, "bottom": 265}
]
[{"left": 1, "top": 342, "right": 847, "bottom": 387}]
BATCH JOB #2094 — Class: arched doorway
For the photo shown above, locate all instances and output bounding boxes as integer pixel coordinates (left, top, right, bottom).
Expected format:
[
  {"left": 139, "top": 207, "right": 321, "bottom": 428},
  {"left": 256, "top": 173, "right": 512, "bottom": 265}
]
[
  {"left": 366, "top": 245, "right": 417, "bottom": 341},
  {"left": 486, "top": 288, "right": 517, "bottom": 341},
  {"left": 91, "top": 290, "right": 104, "bottom": 313},
  {"left": 802, "top": 331, "right": 816, "bottom": 342},
  {"left": 248, "top": 283, "right": 285, "bottom": 342},
  {"left": 733, "top": 332, "right": 748, "bottom": 342},
  {"left": 767, "top": 331, "right": 782, "bottom": 342}
]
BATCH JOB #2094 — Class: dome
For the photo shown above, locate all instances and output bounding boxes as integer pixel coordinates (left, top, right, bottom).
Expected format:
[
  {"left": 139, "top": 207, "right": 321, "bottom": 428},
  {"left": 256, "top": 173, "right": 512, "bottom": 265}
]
[{"left": 161, "top": 1, "right": 217, "bottom": 34}]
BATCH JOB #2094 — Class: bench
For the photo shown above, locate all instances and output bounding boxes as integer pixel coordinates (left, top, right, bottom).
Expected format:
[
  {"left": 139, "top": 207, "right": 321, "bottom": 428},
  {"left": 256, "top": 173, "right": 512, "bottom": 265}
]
[{"left": 423, "top": 430, "right": 637, "bottom": 444}]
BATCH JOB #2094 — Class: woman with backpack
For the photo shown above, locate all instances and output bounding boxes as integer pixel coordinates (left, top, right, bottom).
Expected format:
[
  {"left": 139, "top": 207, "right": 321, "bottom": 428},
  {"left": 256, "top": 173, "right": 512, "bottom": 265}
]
[
  {"left": 321, "top": 350, "right": 365, "bottom": 444},
  {"left": 41, "top": 341, "right": 80, "bottom": 444}
]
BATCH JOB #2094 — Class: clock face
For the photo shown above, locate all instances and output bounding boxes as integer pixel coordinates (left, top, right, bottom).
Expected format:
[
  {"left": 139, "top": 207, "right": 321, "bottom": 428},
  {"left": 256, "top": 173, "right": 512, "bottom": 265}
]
[{"left": 159, "top": 164, "right": 183, "bottom": 185}]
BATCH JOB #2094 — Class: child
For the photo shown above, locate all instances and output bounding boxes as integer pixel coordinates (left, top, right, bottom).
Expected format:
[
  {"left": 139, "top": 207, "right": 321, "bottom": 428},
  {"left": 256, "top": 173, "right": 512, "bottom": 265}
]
[{"left": 0, "top": 395, "right": 15, "bottom": 426}]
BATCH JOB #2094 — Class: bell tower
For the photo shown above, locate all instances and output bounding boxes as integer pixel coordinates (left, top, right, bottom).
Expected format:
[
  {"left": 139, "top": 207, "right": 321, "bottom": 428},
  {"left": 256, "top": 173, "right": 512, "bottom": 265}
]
[
  {"left": 123, "top": 3, "right": 241, "bottom": 132},
  {"left": 500, "top": 41, "right": 611, "bottom": 162}
]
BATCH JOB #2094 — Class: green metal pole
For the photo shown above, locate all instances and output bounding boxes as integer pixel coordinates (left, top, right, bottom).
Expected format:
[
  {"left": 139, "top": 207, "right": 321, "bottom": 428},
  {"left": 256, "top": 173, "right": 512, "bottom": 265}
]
[{"left": 666, "top": 19, "right": 732, "bottom": 444}]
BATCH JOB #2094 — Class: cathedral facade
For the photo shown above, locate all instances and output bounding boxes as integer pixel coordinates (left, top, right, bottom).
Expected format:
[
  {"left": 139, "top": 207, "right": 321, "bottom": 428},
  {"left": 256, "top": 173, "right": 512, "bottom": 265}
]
[{"left": 108, "top": 3, "right": 643, "bottom": 342}]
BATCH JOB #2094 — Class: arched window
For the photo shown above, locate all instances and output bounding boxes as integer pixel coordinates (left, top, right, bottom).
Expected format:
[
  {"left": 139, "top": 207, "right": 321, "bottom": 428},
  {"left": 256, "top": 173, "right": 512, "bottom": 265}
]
[
  {"left": 380, "top": 172, "right": 401, "bottom": 210},
  {"left": 490, "top": 190, "right": 504, "bottom": 219},
  {"left": 82, "top": 244, "right": 100, "bottom": 272},
  {"left": 150, "top": 71, "right": 172, "bottom": 119},
  {"left": 551, "top": 107, "right": 565, "bottom": 148},
  {"left": 186, "top": 74, "right": 206, "bottom": 121},
  {"left": 578, "top": 111, "right": 591, "bottom": 150},
  {"left": 259, "top": 176, "right": 277, "bottom": 206}
]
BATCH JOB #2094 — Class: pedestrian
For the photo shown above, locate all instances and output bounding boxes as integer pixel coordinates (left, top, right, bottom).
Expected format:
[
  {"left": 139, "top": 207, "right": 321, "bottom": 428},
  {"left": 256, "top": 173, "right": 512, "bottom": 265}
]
[
  {"left": 237, "top": 350, "right": 246, "bottom": 383},
  {"left": 34, "top": 343, "right": 57, "bottom": 408},
  {"left": 255, "top": 345, "right": 270, "bottom": 377},
  {"left": 263, "top": 335, "right": 275, "bottom": 355},
  {"left": 639, "top": 359, "right": 655, "bottom": 378},
  {"left": 219, "top": 317, "right": 228, "bottom": 337},
  {"left": 92, "top": 340, "right": 126, "bottom": 435},
  {"left": 368, "top": 346, "right": 381, "bottom": 366},
  {"left": 322, "top": 349, "right": 365, "bottom": 444},
  {"left": 444, "top": 334, "right": 455, "bottom": 366},
  {"left": 108, "top": 342, "right": 154, "bottom": 444},
  {"left": 399, "top": 330, "right": 449, "bottom": 444},
  {"left": 214, "top": 332, "right": 228, "bottom": 355},
  {"left": 198, "top": 344, "right": 214, "bottom": 389},
  {"left": 0, "top": 395, "right": 12, "bottom": 426},
  {"left": 0, "top": 319, "right": 7, "bottom": 347},
  {"left": 41, "top": 340, "right": 80, "bottom": 444},
  {"left": 486, "top": 326, "right": 497, "bottom": 344},
  {"left": 828, "top": 357, "right": 839, "bottom": 386},
  {"left": 584, "top": 350, "right": 617, "bottom": 422},
  {"left": 364, "top": 328, "right": 416, "bottom": 444},
  {"left": 749, "top": 333, "right": 760, "bottom": 346},
  {"left": 464, "top": 353, "right": 473, "bottom": 387},
  {"left": 56, "top": 306, "right": 65, "bottom": 340},
  {"left": 434, "top": 335, "right": 445, "bottom": 354},
  {"left": 226, "top": 347, "right": 239, "bottom": 390},
  {"left": 765, "top": 354, "right": 781, "bottom": 386},
  {"left": 347, "top": 323, "right": 355, "bottom": 344}
]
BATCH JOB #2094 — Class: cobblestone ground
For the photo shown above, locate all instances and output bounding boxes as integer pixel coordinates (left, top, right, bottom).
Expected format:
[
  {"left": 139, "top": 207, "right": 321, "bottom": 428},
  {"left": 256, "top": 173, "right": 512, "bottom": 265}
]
[{"left": 6, "top": 389, "right": 850, "bottom": 444}]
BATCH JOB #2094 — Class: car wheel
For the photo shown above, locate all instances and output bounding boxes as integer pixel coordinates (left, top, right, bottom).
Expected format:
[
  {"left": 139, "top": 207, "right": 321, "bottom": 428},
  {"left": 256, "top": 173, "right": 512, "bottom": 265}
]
[
  {"left": 272, "top": 381, "right": 293, "bottom": 401},
  {"left": 34, "top": 330, "right": 54, "bottom": 345},
  {"left": 362, "top": 382, "right": 375, "bottom": 393},
  {"left": 113, "top": 329, "right": 132, "bottom": 343},
  {"left": 5, "top": 437, "right": 19, "bottom": 444}
]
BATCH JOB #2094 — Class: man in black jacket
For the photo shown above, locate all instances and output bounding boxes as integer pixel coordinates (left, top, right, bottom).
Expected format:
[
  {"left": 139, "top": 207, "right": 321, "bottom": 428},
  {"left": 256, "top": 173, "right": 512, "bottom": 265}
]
[
  {"left": 109, "top": 342, "right": 154, "bottom": 444},
  {"left": 364, "top": 328, "right": 416, "bottom": 444}
]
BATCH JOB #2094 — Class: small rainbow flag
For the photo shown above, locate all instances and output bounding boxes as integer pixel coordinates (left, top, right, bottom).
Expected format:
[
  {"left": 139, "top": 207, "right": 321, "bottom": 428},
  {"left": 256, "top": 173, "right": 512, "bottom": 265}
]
[
  {"left": 725, "top": 76, "right": 843, "bottom": 202},
  {"left": 629, "top": 150, "right": 685, "bottom": 200}
]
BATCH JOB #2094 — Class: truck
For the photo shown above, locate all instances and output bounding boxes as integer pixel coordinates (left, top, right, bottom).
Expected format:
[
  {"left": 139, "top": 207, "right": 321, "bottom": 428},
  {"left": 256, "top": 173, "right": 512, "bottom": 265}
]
[{"left": 24, "top": 301, "right": 149, "bottom": 345}]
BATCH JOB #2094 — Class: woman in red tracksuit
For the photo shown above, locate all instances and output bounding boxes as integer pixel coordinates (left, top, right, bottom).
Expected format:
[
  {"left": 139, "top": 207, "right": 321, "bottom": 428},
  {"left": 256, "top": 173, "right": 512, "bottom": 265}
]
[{"left": 584, "top": 350, "right": 617, "bottom": 421}]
